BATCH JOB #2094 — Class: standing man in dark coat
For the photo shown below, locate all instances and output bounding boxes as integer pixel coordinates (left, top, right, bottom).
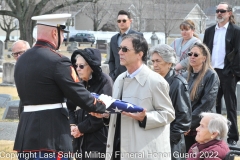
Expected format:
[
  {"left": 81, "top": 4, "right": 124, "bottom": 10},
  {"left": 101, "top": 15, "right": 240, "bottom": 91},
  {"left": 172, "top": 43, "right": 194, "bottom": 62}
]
[
  {"left": 14, "top": 14, "right": 109, "bottom": 160},
  {"left": 109, "top": 10, "right": 143, "bottom": 81},
  {"left": 203, "top": 2, "right": 240, "bottom": 147}
]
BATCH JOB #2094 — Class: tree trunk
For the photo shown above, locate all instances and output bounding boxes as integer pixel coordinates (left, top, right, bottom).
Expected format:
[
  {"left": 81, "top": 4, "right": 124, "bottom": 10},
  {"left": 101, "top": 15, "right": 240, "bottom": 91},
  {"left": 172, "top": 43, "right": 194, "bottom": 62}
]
[
  {"left": 19, "top": 17, "right": 34, "bottom": 46},
  {"left": 5, "top": 31, "right": 11, "bottom": 42},
  {"left": 93, "top": 20, "right": 98, "bottom": 31}
]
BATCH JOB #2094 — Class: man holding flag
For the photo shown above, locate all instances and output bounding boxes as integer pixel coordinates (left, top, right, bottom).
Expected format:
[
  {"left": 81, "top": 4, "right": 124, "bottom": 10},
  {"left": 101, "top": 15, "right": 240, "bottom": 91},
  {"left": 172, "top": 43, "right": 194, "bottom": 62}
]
[{"left": 92, "top": 34, "right": 175, "bottom": 160}]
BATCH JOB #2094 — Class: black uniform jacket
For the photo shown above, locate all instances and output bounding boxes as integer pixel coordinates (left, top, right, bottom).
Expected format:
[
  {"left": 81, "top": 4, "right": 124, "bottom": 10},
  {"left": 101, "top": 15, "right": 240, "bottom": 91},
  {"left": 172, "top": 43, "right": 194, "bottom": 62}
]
[
  {"left": 67, "top": 72, "right": 112, "bottom": 159},
  {"left": 108, "top": 29, "right": 143, "bottom": 81},
  {"left": 184, "top": 69, "right": 219, "bottom": 131},
  {"left": 13, "top": 40, "right": 106, "bottom": 152},
  {"left": 165, "top": 69, "right": 192, "bottom": 143}
]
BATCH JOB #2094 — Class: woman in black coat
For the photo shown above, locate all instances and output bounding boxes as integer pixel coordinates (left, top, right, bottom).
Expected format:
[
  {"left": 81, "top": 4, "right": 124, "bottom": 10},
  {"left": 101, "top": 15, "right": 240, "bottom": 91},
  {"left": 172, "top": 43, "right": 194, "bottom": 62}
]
[
  {"left": 183, "top": 42, "right": 219, "bottom": 152},
  {"left": 67, "top": 48, "right": 113, "bottom": 160},
  {"left": 149, "top": 44, "right": 192, "bottom": 160}
]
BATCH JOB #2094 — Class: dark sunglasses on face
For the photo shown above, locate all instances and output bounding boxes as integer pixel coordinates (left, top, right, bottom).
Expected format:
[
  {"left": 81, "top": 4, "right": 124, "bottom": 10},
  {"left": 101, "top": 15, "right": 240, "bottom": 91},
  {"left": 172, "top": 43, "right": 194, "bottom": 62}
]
[
  {"left": 188, "top": 52, "right": 199, "bottom": 57},
  {"left": 117, "top": 19, "right": 127, "bottom": 23},
  {"left": 216, "top": 9, "right": 228, "bottom": 13},
  {"left": 74, "top": 64, "right": 87, "bottom": 69},
  {"left": 118, "top": 46, "right": 133, "bottom": 52},
  {"left": 11, "top": 50, "right": 25, "bottom": 58}
]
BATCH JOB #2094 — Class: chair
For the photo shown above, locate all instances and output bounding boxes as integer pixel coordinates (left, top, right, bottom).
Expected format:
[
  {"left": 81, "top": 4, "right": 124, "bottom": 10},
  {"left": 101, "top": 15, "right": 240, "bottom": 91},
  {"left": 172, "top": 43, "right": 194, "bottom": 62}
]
[{"left": 225, "top": 146, "right": 240, "bottom": 160}]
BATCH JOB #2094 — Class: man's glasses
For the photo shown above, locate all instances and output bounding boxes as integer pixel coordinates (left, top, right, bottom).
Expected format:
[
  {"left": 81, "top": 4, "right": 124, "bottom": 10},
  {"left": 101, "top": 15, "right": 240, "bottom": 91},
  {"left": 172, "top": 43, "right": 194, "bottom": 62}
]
[
  {"left": 118, "top": 46, "right": 134, "bottom": 52},
  {"left": 216, "top": 9, "right": 228, "bottom": 13},
  {"left": 74, "top": 64, "right": 88, "bottom": 69},
  {"left": 188, "top": 52, "right": 199, "bottom": 57},
  {"left": 117, "top": 19, "right": 127, "bottom": 23},
  {"left": 11, "top": 50, "right": 25, "bottom": 58}
]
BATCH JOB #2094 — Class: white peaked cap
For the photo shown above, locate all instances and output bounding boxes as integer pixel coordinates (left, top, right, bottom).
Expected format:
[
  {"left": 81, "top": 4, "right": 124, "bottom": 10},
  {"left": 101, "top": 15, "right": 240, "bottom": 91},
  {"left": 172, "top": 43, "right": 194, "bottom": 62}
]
[{"left": 31, "top": 13, "right": 71, "bottom": 32}]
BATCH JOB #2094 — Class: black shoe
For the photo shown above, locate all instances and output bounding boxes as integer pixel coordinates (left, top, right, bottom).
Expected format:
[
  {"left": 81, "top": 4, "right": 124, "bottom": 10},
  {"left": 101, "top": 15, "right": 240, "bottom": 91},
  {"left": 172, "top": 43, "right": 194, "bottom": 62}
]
[{"left": 228, "top": 139, "right": 238, "bottom": 147}]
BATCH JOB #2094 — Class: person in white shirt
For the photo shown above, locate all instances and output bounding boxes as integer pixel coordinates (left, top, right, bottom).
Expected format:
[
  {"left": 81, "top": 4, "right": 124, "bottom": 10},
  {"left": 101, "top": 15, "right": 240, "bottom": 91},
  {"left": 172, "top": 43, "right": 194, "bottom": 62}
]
[{"left": 203, "top": 2, "right": 240, "bottom": 147}]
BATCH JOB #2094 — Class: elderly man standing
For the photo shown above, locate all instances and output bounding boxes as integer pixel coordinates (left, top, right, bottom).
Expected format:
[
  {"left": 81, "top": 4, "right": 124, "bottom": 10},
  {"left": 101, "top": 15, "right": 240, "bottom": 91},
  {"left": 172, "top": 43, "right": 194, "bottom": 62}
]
[
  {"left": 11, "top": 40, "right": 30, "bottom": 117},
  {"left": 203, "top": 2, "right": 240, "bottom": 147},
  {"left": 94, "top": 34, "right": 175, "bottom": 160},
  {"left": 108, "top": 10, "right": 143, "bottom": 81},
  {"left": 11, "top": 40, "right": 30, "bottom": 61},
  {"left": 13, "top": 14, "right": 108, "bottom": 160}
]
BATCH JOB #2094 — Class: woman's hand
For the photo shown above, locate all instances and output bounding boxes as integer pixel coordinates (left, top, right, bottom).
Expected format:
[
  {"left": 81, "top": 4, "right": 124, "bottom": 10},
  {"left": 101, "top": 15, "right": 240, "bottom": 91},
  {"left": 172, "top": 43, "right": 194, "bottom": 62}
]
[
  {"left": 122, "top": 109, "right": 147, "bottom": 121},
  {"left": 174, "top": 63, "right": 183, "bottom": 74},
  {"left": 71, "top": 126, "right": 84, "bottom": 138}
]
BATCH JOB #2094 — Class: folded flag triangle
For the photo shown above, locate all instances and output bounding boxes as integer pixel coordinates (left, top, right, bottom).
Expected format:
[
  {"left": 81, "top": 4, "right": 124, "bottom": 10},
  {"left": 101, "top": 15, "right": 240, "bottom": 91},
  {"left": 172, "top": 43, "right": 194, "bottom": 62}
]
[{"left": 91, "top": 93, "right": 144, "bottom": 113}]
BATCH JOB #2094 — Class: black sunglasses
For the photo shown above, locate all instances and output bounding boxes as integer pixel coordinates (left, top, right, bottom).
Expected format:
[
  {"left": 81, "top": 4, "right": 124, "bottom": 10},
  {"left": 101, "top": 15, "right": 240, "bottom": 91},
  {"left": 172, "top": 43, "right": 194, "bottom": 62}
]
[
  {"left": 117, "top": 19, "right": 127, "bottom": 23},
  {"left": 118, "top": 46, "right": 134, "bottom": 52},
  {"left": 11, "top": 50, "right": 25, "bottom": 58},
  {"left": 74, "top": 64, "right": 87, "bottom": 69},
  {"left": 216, "top": 9, "right": 228, "bottom": 13},
  {"left": 188, "top": 52, "right": 199, "bottom": 57}
]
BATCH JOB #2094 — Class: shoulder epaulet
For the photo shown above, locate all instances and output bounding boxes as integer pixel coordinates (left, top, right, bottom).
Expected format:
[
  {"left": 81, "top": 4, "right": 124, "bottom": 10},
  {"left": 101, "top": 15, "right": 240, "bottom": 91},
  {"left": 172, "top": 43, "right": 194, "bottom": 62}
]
[{"left": 50, "top": 48, "right": 62, "bottom": 57}]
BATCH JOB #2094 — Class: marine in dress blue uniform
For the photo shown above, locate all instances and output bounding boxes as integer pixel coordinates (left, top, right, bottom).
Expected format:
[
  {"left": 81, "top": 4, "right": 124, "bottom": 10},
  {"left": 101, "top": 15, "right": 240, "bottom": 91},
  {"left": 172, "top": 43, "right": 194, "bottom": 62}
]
[{"left": 14, "top": 14, "right": 106, "bottom": 160}]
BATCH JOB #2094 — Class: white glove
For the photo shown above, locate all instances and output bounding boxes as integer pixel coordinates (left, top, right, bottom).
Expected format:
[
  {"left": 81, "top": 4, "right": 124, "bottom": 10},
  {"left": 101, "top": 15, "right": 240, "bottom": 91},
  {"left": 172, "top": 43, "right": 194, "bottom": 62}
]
[{"left": 98, "top": 94, "right": 116, "bottom": 108}]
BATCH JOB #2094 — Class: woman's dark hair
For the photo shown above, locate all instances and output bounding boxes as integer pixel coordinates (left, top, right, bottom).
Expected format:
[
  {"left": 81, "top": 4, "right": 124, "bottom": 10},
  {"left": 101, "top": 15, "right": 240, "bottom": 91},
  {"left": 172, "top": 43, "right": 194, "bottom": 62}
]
[{"left": 122, "top": 34, "right": 148, "bottom": 62}]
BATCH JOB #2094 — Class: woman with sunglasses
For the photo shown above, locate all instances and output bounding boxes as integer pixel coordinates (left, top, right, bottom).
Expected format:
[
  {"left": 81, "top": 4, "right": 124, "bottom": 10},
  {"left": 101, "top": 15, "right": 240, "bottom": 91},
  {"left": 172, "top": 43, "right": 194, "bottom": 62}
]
[
  {"left": 184, "top": 42, "right": 219, "bottom": 152},
  {"left": 171, "top": 19, "right": 201, "bottom": 74},
  {"left": 67, "top": 48, "right": 113, "bottom": 160},
  {"left": 149, "top": 44, "right": 191, "bottom": 160}
]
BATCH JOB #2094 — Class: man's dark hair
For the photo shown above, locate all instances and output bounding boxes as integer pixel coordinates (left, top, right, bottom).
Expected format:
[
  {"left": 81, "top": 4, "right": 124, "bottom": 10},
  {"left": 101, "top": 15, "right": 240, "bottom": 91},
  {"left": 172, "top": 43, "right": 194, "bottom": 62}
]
[
  {"left": 219, "top": 2, "right": 235, "bottom": 24},
  {"left": 122, "top": 34, "right": 148, "bottom": 62},
  {"left": 220, "top": 2, "right": 232, "bottom": 11},
  {"left": 117, "top": 10, "right": 131, "bottom": 19}
]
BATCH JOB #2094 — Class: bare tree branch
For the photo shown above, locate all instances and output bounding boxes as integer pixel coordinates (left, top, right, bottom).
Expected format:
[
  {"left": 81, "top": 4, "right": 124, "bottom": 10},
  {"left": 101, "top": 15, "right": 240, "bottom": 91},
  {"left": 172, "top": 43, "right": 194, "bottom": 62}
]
[
  {"left": 5, "top": 0, "right": 15, "bottom": 11},
  {"left": 0, "top": 10, "right": 16, "bottom": 17},
  {"left": 0, "top": 15, "right": 17, "bottom": 41},
  {"left": 22, "top": 0, "right": 29, "bottom": 13},
  {"left": 81, "top": 0, "right": 110, "bottom": 30},
  {"left": 43, "top": 0, "right": 94, "bottom": 15},
  {"left": 0, "top": 0, "right": 96, "bottom": 45},
  {"left": 32, "top": 0, "right": 49, "bottom": 16}
]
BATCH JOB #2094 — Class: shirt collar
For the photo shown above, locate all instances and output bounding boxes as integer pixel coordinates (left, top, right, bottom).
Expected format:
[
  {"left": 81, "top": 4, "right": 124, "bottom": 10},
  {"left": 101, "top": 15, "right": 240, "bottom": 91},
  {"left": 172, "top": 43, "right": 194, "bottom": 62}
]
[
  {"left": 126, "top": 64, "right": 144, "bottom": 78},
  {"left": 215, "top": 22, "right": 229, "bottom": 30},
  {"left": 119, "top": 27, "right": 131, "bottom": 35}
]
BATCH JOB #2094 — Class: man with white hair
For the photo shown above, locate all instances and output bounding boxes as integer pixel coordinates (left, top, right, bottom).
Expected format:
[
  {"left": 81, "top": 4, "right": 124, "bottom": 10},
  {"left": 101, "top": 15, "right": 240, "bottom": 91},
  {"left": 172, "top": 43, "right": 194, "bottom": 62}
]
[
  {"left": 187, "top": 112, "right": 230, "bottom": 160},
  {"left": 11, "top": 40, "right": 31, "bottom": 117},
  {"left": 11, "top": 40, "right": 30, "bottom": 61}
]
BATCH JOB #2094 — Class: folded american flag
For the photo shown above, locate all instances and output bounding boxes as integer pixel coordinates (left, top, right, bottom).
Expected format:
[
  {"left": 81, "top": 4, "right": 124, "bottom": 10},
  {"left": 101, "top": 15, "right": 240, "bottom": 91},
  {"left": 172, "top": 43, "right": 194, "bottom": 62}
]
[{"left": 91, "top": 93, "right": 144, "bottom": 113}]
